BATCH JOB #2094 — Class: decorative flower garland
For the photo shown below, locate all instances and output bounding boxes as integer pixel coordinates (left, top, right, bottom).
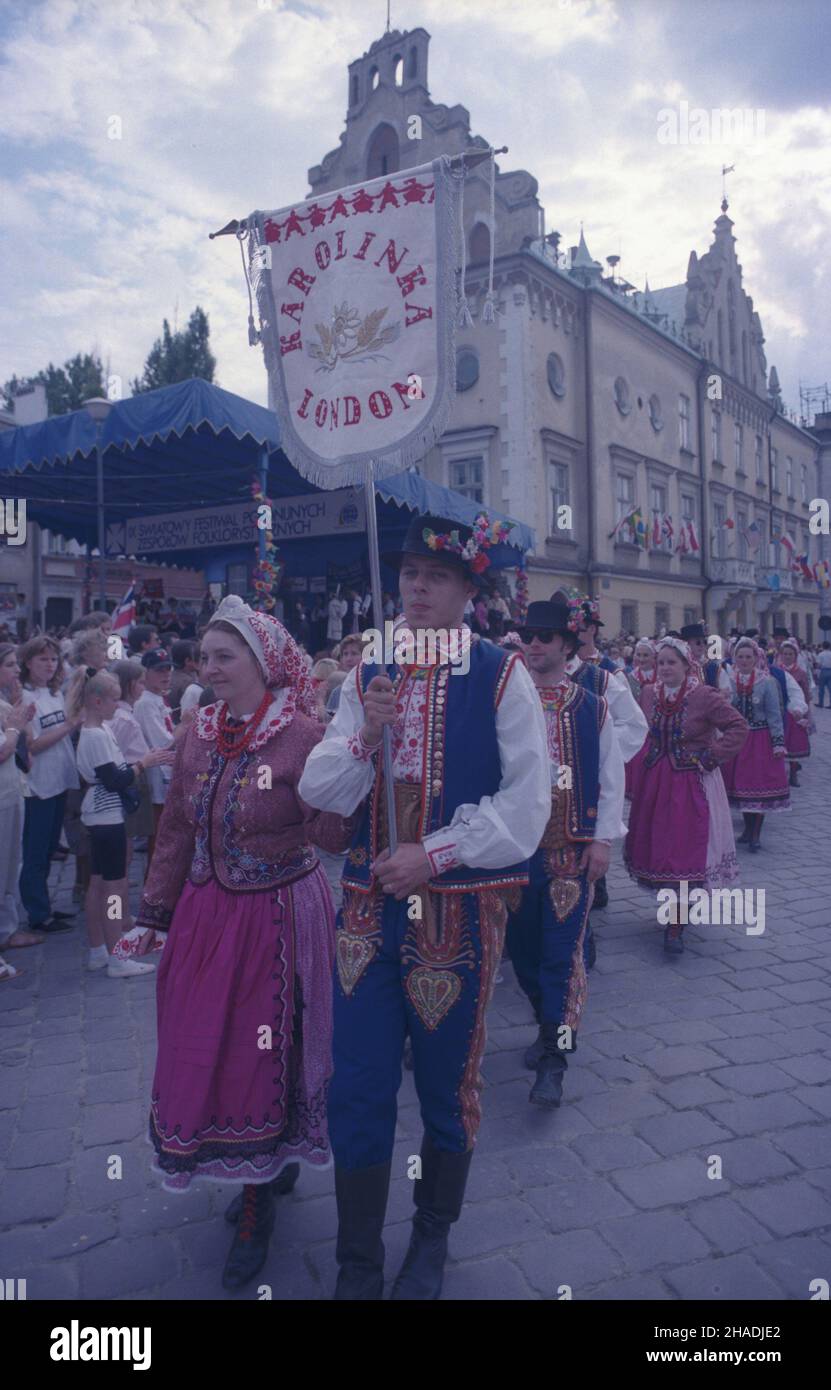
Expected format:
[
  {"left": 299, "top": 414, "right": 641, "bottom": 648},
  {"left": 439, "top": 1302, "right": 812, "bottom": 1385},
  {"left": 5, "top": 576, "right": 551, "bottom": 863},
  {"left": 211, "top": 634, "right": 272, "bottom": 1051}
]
[
  {"left": 251, "top": 478, "right": 282, "bottom": 611},
  {"left": 567, "top": 594, "right": 602, "bottom": 627},
  {"left": 422, "top": 512, "right": 514, "bottom": 575},
  {"left": 514, "top": 560, "right": 529, "bottom": 622}
]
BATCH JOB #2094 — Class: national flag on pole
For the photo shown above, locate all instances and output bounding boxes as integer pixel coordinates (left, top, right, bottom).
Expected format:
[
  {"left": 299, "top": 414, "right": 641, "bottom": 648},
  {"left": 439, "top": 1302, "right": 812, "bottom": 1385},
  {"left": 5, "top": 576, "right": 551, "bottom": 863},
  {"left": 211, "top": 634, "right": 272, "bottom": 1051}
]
[
  {"left": 652, "top": 514, "right": 661, "bottom": 547},
  {"left": 662, "top": 514, "right": 674, "bottom": 543},
  {"left": 687, "top": 520, "right": 700, "bottom": 552},
  {"left": 817, "top": 560, "right": 831, "bottom": 589},
  {"left": 743, "top": 521, "right": 762, "bottom": 552},
  {"left": 796, "top": 554, "right": 814, "bottom": 581},
  {"left": 111, "top": 583, "right": 136, "bottom": 634},
  {"left": 776, "top": 533, "right": 795, "bottom": 560},
  {"left": 632, "top": 509, "right": 648, "bottom": 549}
]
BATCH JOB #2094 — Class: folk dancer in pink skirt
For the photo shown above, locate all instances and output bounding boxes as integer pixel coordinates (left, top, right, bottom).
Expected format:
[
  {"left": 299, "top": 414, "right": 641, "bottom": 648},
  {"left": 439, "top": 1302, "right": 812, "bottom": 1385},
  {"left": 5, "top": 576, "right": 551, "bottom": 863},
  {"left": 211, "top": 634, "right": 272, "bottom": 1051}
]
[
  {"left": 774, "top": 637, "right": 811, "bottom": 787},
  {"left": 134, "top": 595, "right": 354, "bottom": 1291},
  {"left": 625, "top": 639, "right": 656, "bottom": 801},
  {"left": 624, "top": 636, "right": 748, "bottom": 954},
  {"left": 722, "top": 636, "right": 790, "bottom": 850}
]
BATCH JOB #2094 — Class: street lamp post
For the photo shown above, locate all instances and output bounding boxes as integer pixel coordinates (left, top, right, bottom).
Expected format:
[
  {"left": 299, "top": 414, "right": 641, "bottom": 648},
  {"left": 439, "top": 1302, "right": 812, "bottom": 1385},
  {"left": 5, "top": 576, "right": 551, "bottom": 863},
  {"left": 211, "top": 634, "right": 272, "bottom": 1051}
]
[{"left": 83, "top": 397, "right": 114, "bottom": 612}]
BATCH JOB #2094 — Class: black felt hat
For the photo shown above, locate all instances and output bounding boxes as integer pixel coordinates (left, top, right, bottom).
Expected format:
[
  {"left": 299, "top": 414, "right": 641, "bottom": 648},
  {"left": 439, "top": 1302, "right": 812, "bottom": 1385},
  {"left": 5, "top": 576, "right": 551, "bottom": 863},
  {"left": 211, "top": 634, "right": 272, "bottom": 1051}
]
[
  {"left": 521, "top": 600, "right": 580, "bottom": 653},
  {"left": 381, "top": 513, "right": 474, "bottom": 572},
  {"left": 773, "top": 626, "right": 790, "bottom": 638},
  {"left": 680, "top": 622, "right": 706, "bottom": 641}
]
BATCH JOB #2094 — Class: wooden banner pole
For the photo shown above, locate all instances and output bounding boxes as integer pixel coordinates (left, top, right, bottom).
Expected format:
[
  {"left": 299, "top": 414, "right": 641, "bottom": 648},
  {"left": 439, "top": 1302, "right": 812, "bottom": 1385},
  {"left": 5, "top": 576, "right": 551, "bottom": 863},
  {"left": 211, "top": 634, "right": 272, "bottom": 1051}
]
[{"left": 364, "top": 457, "right": 398, "bottom": 854}]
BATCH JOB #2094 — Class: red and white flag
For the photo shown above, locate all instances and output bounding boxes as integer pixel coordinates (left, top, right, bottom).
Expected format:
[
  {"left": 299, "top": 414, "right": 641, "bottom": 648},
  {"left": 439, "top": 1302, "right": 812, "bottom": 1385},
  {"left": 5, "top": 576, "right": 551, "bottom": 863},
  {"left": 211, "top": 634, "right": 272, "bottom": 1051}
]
[
  {"left": 111, "top": 583, "right": 136, "bottom": 634},
  {"left": 687, "top": 520, "right": 700, "bottom": 552}
]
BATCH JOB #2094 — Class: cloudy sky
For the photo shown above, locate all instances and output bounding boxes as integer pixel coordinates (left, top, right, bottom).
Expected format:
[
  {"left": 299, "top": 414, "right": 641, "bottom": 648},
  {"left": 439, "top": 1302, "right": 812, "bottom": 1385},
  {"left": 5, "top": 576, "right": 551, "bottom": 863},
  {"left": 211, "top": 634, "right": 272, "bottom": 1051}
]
[{"left": 1, "top": 0, "right": 828, "bottom": 417}]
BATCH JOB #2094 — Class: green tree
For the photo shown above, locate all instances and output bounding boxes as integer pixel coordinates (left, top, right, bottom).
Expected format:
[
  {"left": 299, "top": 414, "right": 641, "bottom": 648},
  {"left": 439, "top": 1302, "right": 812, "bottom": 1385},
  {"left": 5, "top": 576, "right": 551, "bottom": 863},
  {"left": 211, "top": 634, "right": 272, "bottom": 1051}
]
[
  {"left": 131, "top": 307, "right": 216, "bottom": 394},
  {"left": 2, "top": 352, "right": 105, "bottom": 415}
]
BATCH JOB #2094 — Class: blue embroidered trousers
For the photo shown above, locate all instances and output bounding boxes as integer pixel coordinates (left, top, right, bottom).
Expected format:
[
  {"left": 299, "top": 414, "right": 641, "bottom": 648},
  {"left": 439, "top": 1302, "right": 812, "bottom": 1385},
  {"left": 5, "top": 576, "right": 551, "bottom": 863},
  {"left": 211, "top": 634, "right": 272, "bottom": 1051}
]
[
  {"left": 329, "top": 886, "right": 507, "bottom": 1172},
  {"left": 506, "top": 846, "right": 591, "bottom": 1040}
]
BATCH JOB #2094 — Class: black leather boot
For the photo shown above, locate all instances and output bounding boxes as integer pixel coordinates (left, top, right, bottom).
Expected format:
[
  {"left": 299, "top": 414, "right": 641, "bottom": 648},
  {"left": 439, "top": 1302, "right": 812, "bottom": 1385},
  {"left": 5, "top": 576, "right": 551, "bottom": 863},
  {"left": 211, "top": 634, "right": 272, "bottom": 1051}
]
[
  {"left": 585, "top": 922, "right": 597, "bottom": 971},
  {"left": 748, "top": 813, "right": 764, "bottom": 853},
  {"left": 529, "top": 1022, "right": 569, "bottom": 1108},
  {"left": 221, "top": 1183, "right": 275, "bottom": 1290},
  {"left": 334, "top": 1162, "right": 391, "bottom": 1300},
  {"left": 590, "top": 875, "right": 608, "bottom": 911},
  {"left": 524, "top": 1027, "right": 545, "bottom": 1070},
  {"left": 737, "top": 813, "right": 752, "bottom": 844},
  {"left": 225, "top": 1162, "right": 300, "bottom": 1224},
  {"left": 789, "top": 763, "right": 800, "bottom": 787},
  {"left": 390, "top": 1136, "right": 472, "bottom": 1301}
]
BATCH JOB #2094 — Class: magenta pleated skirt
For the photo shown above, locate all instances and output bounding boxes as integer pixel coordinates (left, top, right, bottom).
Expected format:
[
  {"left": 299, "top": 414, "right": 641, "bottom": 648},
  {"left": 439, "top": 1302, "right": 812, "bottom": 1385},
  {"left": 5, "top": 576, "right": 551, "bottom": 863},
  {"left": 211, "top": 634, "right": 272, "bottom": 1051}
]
[
  {"left": 624, "top": 736, "right": 649, "bottom": 801},
  {"left": 784, "top": 711, "right": 810, "bottom": 760},
  {"left": 149, "top": 864, "right": 336, "bottom": 1192},
  {"left": 721, "top": 727, "right": 791, "bottom": 812},
  {"left": 625, "top": 755, "right": 738, "bottom": 892}
]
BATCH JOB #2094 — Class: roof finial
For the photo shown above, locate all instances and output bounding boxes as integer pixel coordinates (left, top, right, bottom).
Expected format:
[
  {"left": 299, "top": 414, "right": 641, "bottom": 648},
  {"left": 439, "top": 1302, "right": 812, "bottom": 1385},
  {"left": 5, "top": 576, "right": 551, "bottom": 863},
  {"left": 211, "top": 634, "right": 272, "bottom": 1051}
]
[
  {"left": 385, "top": 0, "right": 391, "bottom": 33},
  {"left": 721, "top": 162, "right": 735, "bottom": 211}
]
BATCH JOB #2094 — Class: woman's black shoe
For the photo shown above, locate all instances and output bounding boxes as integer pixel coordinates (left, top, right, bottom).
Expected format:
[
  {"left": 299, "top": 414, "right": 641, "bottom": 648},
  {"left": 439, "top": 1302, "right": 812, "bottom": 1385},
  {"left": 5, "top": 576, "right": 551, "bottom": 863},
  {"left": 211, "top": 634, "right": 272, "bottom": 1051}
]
[
  {"left": 224, "top": 1163, "right": 300, "bottom": 1223},
  {"left": 221, "top": 1184, "right": 275, "bottom": 1291},
  {"left": 50, "top": 910, "right": 76, "bottom": 921},
  {"left": 33, "top": 917, "right": 73, "bottom": 934}
]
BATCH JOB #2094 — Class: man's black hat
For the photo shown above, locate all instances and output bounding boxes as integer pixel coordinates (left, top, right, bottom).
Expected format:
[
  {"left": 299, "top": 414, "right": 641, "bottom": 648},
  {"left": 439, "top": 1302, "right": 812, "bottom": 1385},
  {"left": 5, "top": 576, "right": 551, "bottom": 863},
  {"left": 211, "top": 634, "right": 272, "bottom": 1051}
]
[
  {"left": 680, "top": 622, "right": 706, "bottom": 642},
  {"left": 773, "top": 626, "right": 790, "bottom": 638},
  {"left": 381, "top": 513, "right": 474, "bottom": 572},
  {"left": 744, "top": 628, "right": 760, "bottom": 639},
  {"left": 521, "top": 600, "right": 580, "bottom": 652}
]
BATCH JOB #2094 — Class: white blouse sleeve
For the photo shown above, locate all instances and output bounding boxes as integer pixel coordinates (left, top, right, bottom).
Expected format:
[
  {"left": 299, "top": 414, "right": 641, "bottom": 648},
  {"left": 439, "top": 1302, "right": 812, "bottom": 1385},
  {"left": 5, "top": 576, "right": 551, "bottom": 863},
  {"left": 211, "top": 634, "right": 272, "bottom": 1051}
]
[
  {"left": 595, "top": 706, "right": 627, "bottom": 842},
  {"left": 606, "top": 670, "right": 649, "bottom": 764},
  {"left": 298, "top": 666, "right": 376, "bottom": 814},
  {"left": 422, "top": 657, "right": 550, "bottom": 870}
]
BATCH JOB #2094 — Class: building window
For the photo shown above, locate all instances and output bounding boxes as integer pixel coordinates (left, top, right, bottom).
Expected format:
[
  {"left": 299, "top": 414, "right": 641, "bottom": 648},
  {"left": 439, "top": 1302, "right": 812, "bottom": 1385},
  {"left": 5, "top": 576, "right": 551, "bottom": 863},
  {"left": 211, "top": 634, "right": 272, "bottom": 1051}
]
[
  {"left": 679, "top": 394, "right": 691, "bottom": 450},
  {"left": 393, "top": 55, "right": 403, "bottom": 86},
  {"left": 683, "top": 606, "right": 699, "bottom": 626},
  {"left": 734, "top": 421, "right": 743, "bottom": 472},
  {"left": 681, "top": 491, "right": 696, "bottom": 526},
  {"left": 711, "top": 410, "right": 721, "bottom": 463},
  {"left": 469, "top": 222, "right": 491, "bottom": 266},
  {"left": 546, "top": 353, "right": 566, "bottom": 398},
  {"left": 455, "top": 348, "right": 479, "bottom": 392},
  {"left": 786, "top": 456, "right": 794, "bottom": 496},
  {"left": 650, "top": 482, "right": 669, "bottom": 550},
  {"left": 449, "top": 456, "right": 484, "bottom": 503},
  {"left": 621, "top": 603, "right": 637, "bottom": 634},
  {"left": 350, "top": 74, "right": 360, "bottom": 106},
  {"left": 615, "top": 473, "right": 635, "bottom": 539},
  {"left": 755, "top": 434, "right": 763, "bottom": 481},
  {"left": 771, "top": 447, "right": 779, "bottom": 491},
  {"left": 713, "top": 501, "right": 726, "bottom": 557},
  {"left": 366, "top": 123, "right": 400, "bottom": 179},
  {"left": 407, "top": 46, "right": 418, "bottom": 79},
  {"left": 800, "top": 463, "right": 808, "bottom": 503},
  {"left": 655, "top": 604, "right": 670, "bottom": 635},
  {"left": 649, "top": 394, "right": 663, "bottom": 431},
  {"left": 549, "top": 461, "right": 570, "bottom": 535},
  {"left": 369, "top": 65, "right": 379, "bottom": 90}
]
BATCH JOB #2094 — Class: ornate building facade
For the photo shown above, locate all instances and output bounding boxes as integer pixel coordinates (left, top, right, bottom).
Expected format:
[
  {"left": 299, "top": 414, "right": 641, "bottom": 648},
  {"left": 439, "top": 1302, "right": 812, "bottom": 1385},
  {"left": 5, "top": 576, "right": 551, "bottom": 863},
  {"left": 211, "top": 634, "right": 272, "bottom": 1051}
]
[{"left": 305, "top": 25, "right": 823, "bottom": 639}]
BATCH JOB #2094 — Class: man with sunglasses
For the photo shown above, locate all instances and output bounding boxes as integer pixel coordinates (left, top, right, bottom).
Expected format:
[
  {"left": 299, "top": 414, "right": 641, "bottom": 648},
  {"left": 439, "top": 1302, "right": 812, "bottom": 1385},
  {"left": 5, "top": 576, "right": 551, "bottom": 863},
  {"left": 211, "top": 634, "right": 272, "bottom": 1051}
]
[
  {"left": 507, "top": 600, "right": 625, "bottom": 1107},
  {"left": 559, "top": 594, "right": 647, "bottom": 914}
]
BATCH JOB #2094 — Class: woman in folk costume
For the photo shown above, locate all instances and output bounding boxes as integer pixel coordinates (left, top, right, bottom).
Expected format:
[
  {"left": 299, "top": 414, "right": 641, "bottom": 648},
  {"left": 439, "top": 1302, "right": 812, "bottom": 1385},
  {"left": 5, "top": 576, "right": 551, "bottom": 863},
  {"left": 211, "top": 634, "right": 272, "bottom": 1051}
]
[
  {"left": 134, "top": 595, "right": 354, "bottom": 1291},
  {"left": 774, "top": 637, "right": 811, "bottom": 787},
  {"left": 722, "top": 636, "right": 790, "bottom": 850},
  {"left": 624, "top": 639, "right": 656, "bottom": 800},
  {"left": 624, "top": 636, "right": 748, "bottom": 953},
  {"left": 299, "top": 512, "right": 549, "bottom": 1302}
]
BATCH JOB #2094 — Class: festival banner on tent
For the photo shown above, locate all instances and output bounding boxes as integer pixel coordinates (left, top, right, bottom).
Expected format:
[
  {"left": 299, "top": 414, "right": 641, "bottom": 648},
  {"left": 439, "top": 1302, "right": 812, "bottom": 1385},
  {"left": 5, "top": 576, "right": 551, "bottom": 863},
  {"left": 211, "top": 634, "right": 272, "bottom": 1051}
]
[{"left": 247, "top": 159, "right": 461, "bottom": 487}]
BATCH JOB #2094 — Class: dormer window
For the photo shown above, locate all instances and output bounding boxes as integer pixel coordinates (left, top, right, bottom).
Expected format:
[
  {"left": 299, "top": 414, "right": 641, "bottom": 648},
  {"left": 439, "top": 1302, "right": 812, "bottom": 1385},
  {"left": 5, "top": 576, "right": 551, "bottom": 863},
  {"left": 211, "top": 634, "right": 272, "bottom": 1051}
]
[
  {"left": 394, "top": 55, "right": 403, "bottom": 86},
  {"left": 369, "top": 65, "right": 379, "bottom": 91}
]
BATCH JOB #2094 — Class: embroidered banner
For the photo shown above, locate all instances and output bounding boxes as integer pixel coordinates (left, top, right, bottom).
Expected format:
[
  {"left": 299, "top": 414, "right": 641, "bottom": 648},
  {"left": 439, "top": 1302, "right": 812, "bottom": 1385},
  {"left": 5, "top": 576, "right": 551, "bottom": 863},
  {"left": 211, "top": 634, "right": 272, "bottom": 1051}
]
[{"left": 247, "top": 159, "right": 461, "bottom": 488}]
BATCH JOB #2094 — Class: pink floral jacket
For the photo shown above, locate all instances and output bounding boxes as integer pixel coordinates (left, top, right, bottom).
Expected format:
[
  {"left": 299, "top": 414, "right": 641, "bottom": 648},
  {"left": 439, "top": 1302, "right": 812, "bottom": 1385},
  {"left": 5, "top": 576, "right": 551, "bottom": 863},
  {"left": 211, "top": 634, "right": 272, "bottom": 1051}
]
[
  {"left": 639, "top": 681, "right": 749, "bottom": 773},
  {"left": 136, "top": 704, "right": 354, "bottom": 931}
]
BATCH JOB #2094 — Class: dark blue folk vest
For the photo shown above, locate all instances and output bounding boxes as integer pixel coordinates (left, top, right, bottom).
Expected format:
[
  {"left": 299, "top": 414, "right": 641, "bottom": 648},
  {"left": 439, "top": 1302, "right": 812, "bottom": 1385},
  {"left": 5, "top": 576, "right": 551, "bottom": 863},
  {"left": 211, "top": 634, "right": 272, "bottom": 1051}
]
[
  {"left": 767, "top": 663, "right": 788, "bottom": 710},
  {"left": 703, "top": 659, "right": 721, "bottom": 688},
  {"left": 342, "top": 639, "right": 529, "bottom": 895},
  {"left": 538, "top": 683, "right": 604, "bottom": 843},
  {"left": 572, "top": 661, "right": 610, "bottom": 698}
]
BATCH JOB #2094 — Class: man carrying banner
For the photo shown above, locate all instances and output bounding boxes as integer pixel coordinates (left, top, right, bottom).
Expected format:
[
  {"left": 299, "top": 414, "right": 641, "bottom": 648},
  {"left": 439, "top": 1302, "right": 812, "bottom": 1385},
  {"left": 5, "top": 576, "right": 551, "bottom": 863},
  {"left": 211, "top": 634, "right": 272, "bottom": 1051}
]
[
  {"left": 299, "top": 512, "right": 549, "bottom": 1302},
  {"left": 508, "top": 601, "right": 625, "bottom": 1107}
]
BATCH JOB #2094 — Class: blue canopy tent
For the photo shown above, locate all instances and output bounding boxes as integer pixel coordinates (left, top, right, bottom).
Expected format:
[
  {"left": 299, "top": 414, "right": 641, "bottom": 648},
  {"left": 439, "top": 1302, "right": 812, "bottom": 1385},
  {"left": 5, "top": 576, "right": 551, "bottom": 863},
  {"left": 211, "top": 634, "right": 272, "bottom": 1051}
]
[{"left": 0, "top": 378, "right": 533, "bottom": 598}]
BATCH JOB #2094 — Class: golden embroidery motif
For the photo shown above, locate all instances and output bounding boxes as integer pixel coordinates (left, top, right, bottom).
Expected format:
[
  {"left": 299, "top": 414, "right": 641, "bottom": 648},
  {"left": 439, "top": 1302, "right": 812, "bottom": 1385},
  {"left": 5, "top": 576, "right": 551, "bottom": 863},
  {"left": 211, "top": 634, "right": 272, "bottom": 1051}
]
[
  {"left": 405, "top": 966, "right": 462, "bottom": 1030},
  {"left": 336, "top": 932, "right": 376, "bottom": 997},
  {"left": 548, "top": 877, "right": 582, "bottom": 921}
]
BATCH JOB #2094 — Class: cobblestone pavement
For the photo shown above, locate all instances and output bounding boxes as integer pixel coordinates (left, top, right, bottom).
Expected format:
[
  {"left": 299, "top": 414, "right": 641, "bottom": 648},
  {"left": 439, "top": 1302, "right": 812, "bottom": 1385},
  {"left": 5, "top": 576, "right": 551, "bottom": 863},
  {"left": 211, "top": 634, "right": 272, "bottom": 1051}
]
[{"left": 2, "top": 710, "right": 831, "bottom": 1302}]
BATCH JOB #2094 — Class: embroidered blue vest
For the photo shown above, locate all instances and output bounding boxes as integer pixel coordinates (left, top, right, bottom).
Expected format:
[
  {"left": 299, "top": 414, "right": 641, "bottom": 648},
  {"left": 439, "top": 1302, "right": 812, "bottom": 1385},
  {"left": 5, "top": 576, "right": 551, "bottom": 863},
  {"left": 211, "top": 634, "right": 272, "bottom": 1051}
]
[
  {"left": 599, "top": 655, "right": 618, "bottom": 675},
  {"left": 539, "top": 683, "right": 603, "bottom": 843},
  {"left": 703, "top": 659, "right": 721, "bottom": 688},
  {"left": 768, "top": 663, "right": 788, "bottom": 710},
  {"left": 343, "top": 639, "right": 528, "bottom": 895},
  {"left": 572, "top": 661, "right": 610, "bottom": 698}
]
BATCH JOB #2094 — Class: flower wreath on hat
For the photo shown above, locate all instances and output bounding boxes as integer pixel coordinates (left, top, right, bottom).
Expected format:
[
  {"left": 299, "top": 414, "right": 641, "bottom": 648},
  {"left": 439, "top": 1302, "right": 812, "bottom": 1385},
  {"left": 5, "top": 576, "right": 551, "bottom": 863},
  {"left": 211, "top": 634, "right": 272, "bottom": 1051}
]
[
  {"left": 567, "top": 594, "right": 602, "bottom": 628},
  {"left": 422, "top": 512, "right": 514, "bottom": 576}
]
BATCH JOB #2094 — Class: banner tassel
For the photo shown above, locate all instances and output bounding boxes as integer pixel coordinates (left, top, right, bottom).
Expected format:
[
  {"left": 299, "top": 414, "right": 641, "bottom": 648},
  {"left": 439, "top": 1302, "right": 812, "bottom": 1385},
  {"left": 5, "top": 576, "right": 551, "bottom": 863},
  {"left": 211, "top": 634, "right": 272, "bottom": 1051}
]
[
  {"left": 482, "top": 148, "right": 497, "bottom": 324},
  {"left": 457, "top": 160, "right": 475, "bottom": 327},
  {"left": 238, "top": 227, "right": 260, "bottom": 346}
]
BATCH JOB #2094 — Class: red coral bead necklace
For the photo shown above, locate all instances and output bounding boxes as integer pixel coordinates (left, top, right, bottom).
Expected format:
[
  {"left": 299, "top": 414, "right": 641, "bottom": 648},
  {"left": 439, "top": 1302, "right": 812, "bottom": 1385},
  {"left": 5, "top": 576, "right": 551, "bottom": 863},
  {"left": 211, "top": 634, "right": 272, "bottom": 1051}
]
[{"left": 216, "top": 689, "right": 273, "bottom": 758}]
